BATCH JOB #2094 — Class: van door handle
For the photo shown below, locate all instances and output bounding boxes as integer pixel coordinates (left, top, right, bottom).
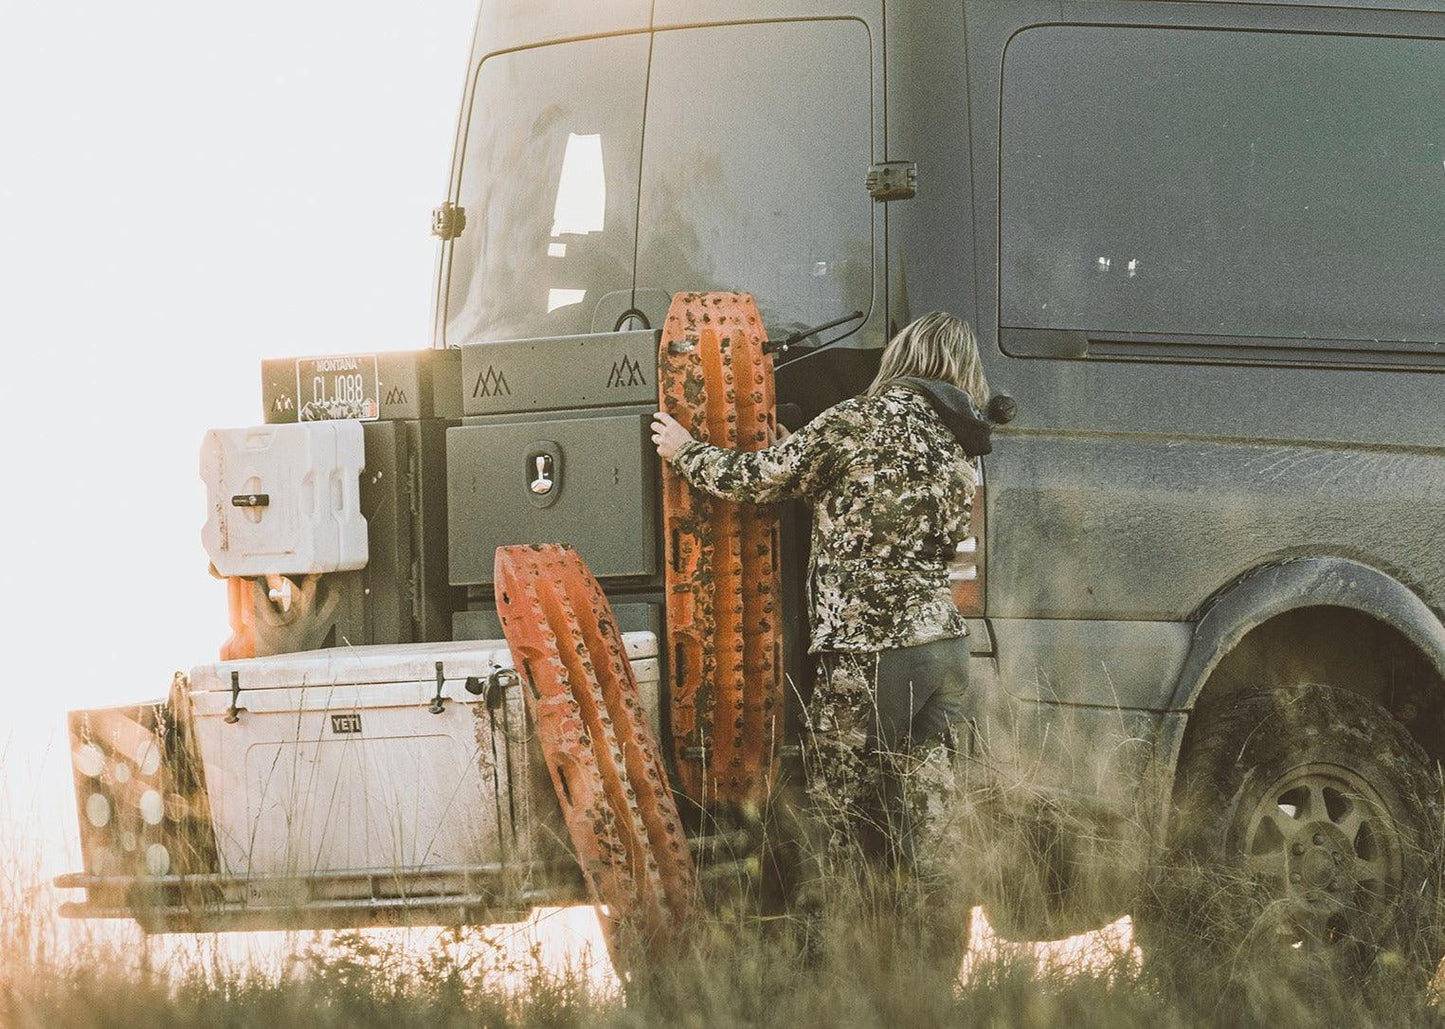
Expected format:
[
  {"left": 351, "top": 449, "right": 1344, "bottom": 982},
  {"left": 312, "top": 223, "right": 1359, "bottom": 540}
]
[{"left": 999, "top": 327, "right": 1089, "bottom": 359}]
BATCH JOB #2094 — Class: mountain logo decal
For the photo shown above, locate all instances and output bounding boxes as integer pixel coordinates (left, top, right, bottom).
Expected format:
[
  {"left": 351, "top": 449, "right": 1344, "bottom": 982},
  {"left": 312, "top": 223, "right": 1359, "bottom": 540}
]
[
  {"left": 472, "top": 365, "right": 512, "bottom": 398},
  {"left": 607, "top": 355, "right": 648, "bottom": 388}
]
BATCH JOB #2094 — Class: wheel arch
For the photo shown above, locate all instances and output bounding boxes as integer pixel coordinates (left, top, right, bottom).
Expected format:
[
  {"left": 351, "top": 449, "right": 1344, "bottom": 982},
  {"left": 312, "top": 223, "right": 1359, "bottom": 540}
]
[{"left": 1160, "top": 557, "right": 1445, "bottom": 776}]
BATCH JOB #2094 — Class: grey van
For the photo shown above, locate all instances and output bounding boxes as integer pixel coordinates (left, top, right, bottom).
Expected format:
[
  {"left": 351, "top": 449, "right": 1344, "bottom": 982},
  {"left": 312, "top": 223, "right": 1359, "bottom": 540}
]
[
  {"left": 431, "top": 0, "right": 1445, "bottom": 971},
  {"left": 62, "top": 0, "right": 1445, "bottom": 979}
]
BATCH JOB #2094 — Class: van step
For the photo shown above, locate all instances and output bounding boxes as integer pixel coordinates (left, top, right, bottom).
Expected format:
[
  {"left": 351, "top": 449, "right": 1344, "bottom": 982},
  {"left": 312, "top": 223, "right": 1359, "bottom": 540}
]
[
  {"left": 659, "top": 292, "right": 785, "bottom": 809},
  {"left": 494, "top": 543, "right": 698, "bottom": 956}
]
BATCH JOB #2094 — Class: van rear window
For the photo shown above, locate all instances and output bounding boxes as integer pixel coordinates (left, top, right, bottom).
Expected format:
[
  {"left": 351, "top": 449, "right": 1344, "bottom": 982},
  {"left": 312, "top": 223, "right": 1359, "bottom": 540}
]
[
  {"left": 445, "top": 36, "right": 648, "bottom": 345},
  {"left": 636, "top": 20, "right": 874, "bottom": 339},
  {"left": 1000, "top": 26, "right": 1445, "bottom": 347}
]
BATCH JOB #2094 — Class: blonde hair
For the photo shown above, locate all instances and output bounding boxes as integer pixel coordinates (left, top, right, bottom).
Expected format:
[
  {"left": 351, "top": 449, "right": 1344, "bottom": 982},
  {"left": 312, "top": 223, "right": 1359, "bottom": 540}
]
[{"left": 867, "top": 312, "right": 990, "bottom": 408}]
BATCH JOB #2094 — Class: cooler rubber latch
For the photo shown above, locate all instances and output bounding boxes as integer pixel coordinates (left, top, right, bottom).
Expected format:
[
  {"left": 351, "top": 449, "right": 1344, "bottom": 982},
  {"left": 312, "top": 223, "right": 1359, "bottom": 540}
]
[
  {"left": 429, "top": 661, "right": 447, "bottom": 714},
  {"left": 224, "top": 670, "right": 246, "bottom": 724},
  {"left": 485, "top": 668, "right": 521, "bottom": 711}
]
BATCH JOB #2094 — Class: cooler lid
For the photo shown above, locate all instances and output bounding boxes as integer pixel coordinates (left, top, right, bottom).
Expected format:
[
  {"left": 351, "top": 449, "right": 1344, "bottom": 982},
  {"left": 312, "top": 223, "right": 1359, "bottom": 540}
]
[{"left": 189, "top": 633, "right": 658, "bottom": 692}]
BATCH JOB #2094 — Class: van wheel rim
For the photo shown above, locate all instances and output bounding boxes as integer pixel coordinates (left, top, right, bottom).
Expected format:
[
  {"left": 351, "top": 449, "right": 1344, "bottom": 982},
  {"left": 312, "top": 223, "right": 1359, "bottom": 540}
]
[{"left": 1240, "top": 762, "right": 1404, "bottom": 961}]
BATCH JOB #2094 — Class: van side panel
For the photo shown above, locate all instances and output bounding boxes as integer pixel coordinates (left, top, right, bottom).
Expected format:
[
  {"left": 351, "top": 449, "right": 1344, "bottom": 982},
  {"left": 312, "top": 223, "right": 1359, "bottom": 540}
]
[
  {"left": 949, "top": 3, "right": 1445, "bottom": 924},
  {"left": 988, "top": 429, "right": 1445, "bottom": 623},
  {"left": 991, "top": 617, "right": 1192, "bottom": 708},
  {"left": 967, "top": 4, "right": 1445, "bottom": 630}
]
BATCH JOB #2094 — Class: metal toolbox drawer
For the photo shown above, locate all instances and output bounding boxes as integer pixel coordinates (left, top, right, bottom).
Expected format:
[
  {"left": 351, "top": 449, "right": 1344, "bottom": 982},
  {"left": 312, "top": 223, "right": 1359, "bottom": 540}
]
[{"left": 446, "top": 411, "right": 656, "bottom": 585}]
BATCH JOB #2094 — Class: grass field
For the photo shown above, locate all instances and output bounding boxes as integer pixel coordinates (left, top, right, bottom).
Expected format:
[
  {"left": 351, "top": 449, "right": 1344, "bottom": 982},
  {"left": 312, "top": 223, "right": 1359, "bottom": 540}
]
[
  {"left": 5, "top": 858, "right": 1443, "bottom": 1029},
  {"left": 15, "top": 691, "right": 1445, "bottom": 1028}
]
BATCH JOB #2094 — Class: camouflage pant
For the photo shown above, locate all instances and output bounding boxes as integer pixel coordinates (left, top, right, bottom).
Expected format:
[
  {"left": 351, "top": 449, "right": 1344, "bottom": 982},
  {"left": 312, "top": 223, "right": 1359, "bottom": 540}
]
[{"left": 801, "top": 637, "right": 968, "bottom": 880}]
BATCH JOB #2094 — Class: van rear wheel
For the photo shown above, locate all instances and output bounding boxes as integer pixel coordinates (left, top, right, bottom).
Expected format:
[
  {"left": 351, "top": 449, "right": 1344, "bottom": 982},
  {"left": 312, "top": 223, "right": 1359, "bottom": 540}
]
[{"left": 1140, "top": 684, "right": 1443, "bottom": 995}]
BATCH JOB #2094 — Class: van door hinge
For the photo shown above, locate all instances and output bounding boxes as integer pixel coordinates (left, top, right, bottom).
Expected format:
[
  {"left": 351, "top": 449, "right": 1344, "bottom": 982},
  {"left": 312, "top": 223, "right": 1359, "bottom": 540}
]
[
  {"left": 405, "top": 446, "right": 422, "bottom": 516},
  {"left": 431, "top": 201, "right": 467, "bottom": 240},
  {"left": 408, "top": 556, "right": 423, "bottom": 624},
  {"left": 867, "top": 161, "right": 917, "bottom": 202},
  {"left": 404, "top": 439, "right": 424, "bottom": 627}
]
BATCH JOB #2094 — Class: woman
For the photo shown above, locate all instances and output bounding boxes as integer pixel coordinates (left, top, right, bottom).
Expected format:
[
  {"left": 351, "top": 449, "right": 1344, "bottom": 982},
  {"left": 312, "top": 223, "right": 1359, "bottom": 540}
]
[{"left": 651, "top": 312, "right": 991, "bottom": 894}]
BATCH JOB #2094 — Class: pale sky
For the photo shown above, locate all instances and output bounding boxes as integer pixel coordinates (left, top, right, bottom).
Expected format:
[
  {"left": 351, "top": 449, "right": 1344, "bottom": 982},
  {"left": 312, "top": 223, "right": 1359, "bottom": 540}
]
[{"left": 0, "top": 1, "right": 480, "bottom": 878}]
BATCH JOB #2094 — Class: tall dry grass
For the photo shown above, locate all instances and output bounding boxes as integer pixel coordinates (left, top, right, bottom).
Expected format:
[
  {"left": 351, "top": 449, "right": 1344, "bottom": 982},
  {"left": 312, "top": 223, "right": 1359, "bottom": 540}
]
[
  {"left": 6, "top": 821, "right": 1445, "bottom": 1028},
  {"left": 13, "top": 690, "right": 1445, "bottom": 1027}
]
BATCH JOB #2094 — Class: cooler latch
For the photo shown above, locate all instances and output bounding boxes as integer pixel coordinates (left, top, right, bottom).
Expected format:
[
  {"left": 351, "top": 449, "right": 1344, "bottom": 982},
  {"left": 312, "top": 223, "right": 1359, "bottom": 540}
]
[
  {"left": 224, "top": 670, "right": 246, "bottom": 724},
  {"left": 429, "top": 661, "right": 447, "bottom": 714}
]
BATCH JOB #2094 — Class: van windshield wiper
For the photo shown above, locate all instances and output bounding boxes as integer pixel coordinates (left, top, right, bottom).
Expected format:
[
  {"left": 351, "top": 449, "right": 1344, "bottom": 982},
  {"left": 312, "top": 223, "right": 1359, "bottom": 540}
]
[{"left": 765, "top": 310, "right": 866, "bottom": 369}]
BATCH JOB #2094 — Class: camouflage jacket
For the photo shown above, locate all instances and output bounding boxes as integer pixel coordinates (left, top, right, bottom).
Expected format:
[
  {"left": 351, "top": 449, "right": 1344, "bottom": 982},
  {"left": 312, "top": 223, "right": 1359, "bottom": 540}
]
[{"left": 670, "top": 383, "right": 980, "bottom": 653}]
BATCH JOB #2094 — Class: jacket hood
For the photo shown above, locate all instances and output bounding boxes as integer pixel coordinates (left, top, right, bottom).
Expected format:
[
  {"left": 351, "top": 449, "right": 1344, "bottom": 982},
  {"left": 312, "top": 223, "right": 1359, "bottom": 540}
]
[{"left": 891, "top": 377, "right": 993, "bottom": 457}]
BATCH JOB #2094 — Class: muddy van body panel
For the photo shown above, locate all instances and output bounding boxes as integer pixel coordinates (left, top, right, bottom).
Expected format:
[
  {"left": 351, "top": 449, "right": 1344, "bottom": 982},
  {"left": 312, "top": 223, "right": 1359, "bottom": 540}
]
[
  {"left": 984, "top": 431, "right": 1445, "bottom": 625},
  {"left": 944, "top": 0, "right": 1445, "bottom": 934},
  {"left": 1164, "top": 557, "right": 1445, "bottom": 721}
]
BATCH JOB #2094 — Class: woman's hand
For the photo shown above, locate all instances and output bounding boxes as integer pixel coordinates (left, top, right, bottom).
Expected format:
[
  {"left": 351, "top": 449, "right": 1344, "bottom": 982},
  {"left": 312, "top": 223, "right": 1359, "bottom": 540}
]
[
  {"left": 651, "top": 411, "right": 696, "bottom": 461},
  {"left": 769, "top": 421, "right": 791, "bottom": 444}
]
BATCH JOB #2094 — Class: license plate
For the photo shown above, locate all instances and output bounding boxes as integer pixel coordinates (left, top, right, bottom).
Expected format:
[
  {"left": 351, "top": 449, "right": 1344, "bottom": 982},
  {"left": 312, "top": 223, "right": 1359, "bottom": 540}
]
[{"left": 296, "top": 355, "right": 380, "bottom": 422}]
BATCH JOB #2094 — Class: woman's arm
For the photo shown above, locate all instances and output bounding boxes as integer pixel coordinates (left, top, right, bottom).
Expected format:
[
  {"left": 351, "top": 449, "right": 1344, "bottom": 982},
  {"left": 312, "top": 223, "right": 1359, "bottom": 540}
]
[{"left": 651, "top": 405, "right": 850, "bottom": 504}]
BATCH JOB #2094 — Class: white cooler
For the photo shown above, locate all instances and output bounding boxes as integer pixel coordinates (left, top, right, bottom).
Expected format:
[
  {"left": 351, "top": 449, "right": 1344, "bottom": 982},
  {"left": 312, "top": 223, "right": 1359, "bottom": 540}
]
[{"left": 187, "top": 635, "right": 660, "bottom": 878}]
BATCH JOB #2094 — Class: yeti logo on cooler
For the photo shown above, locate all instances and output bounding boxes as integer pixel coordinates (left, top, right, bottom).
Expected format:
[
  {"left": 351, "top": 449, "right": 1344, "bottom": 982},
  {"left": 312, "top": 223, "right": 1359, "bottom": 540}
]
[{"left": 331, "top": 713, "right": 363, "bottom": 734}]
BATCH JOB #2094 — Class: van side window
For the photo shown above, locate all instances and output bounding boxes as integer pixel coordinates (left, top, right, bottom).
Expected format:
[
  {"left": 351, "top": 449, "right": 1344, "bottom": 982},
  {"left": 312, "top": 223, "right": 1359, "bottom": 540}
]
[{"left": 999, "top": 26, "right": 1445, "bottom": 350}]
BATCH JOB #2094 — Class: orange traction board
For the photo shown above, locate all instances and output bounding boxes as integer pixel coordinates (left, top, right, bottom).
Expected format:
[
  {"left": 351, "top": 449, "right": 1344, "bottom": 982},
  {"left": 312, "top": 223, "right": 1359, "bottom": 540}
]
[
  {"left": 658, "top": 292, "right": 785, "bottom": 809},
  {"left": 493, "top": 543, "right": 698, "bottom": 954}
]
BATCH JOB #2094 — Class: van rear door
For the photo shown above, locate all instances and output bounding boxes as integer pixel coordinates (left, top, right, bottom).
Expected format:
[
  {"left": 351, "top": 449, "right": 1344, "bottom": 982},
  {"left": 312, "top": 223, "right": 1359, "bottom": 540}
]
[
  {"left": 634, "top": 18, "right": 878, "bottom": 342},
  {"left": 442, "top": 15, "right": 880, "bottom": 351},
  {"left": 442, "top": 33, "right": 650, "bottom": 345}
]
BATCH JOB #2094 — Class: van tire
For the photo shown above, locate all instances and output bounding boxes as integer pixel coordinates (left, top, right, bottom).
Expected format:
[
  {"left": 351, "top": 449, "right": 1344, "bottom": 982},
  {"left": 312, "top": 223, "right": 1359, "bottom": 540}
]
[{"left": 1139, "top": 683, "right": 1443, "bottom": 992}]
